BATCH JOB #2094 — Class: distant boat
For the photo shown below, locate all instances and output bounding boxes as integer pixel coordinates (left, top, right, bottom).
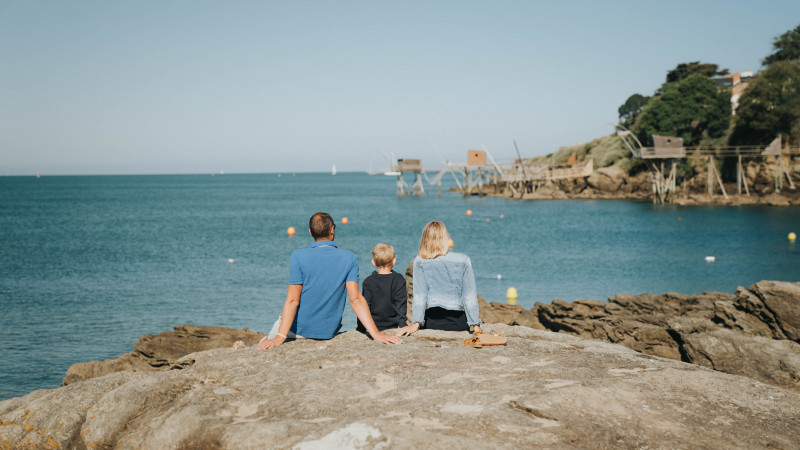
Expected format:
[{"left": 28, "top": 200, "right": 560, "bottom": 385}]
[
  {"left": 332, "top": 164, "right": 337, "bottom": 176},
  {"left": 384, "top": 171, "right": 401, "bottom": 176}
]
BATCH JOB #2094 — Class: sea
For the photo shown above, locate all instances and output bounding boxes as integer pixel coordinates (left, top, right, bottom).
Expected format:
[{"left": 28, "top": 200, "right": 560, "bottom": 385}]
[{"left": 2, "top": 172, "right": 799, "bottom": 400}]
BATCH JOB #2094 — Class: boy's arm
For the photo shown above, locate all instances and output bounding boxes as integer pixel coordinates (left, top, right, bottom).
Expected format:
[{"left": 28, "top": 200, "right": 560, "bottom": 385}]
[
  {"left": 347, "top": 281, "right": 402, "bottom": 344},
  {"left": 392, "top": 274, "right": 409, "bottom": 326}
]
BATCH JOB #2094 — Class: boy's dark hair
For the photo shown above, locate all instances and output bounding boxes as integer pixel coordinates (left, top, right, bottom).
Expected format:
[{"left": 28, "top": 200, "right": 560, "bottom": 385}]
[{"left": 309, "top": 212, "right": 335, "bottom": 240}]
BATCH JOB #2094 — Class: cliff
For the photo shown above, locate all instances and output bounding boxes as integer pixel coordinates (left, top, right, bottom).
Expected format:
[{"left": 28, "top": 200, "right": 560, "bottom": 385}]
[{"left": 2, "top": 325, "right": 799, "bottom": 448}]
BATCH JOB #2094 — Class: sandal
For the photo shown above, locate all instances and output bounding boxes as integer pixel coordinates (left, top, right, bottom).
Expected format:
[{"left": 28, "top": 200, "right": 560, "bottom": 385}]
[{"left": 463, "top": 330, "right": 507, "bottom": 347}]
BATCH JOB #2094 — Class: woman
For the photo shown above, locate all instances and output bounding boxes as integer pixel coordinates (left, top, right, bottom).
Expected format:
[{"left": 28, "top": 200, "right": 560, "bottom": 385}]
[{"left": 398, "top": 221, "right": 481, "bottom": 336}]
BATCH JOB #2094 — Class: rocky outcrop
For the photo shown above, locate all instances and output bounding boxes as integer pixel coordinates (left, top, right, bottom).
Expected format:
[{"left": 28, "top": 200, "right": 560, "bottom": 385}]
[
  {"left": 586, "top": 165, "right": 626, "bottom": 193},
  {"left": 479, "top": 280, "right": 800, "bottom": 392},
  {"left": 3, "top": 325, "right": 799, "bottom": 448},
  {"left": 62, "top": 325, "right": 263, "bottom": 386}
]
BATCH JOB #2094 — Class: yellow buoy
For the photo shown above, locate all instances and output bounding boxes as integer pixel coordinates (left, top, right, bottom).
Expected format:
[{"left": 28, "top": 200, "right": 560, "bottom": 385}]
[
  {"left": 287, "top": 227, "right": 296, "bottom": 236},
  {"left": 789, "top": 232, "right": 796, "bottom": 242},
  {"left": 448, "top": 238, "right": 454, "bottom": 249},
  {"left": 342, "top": 217, "right": 349, "bottom": 224},
  {"left": 506, "top": 287, "right": 518, "bottom": 305},
  {"left": 466, "top": 210, "right": 472, "bottom": 216}
]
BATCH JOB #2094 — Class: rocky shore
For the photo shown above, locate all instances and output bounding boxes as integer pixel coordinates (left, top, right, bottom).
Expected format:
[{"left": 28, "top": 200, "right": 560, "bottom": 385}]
[
  {"left": 2, "top": 279, "right": 799, "bottom": 448},
  {"left": 471, "top": 159, "right": 800, "bottom": 206},
  {"left": 477, "top": 280, "right": 800, "bottom": 393},
  {"left": 3, "top": 325, "right": 800, "bottom": 448}
]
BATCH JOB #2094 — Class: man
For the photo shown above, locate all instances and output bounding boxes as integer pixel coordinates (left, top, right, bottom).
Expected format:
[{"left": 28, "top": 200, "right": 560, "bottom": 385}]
[{"left": 258, "top": 212, "right": 402, "bottom": 349}]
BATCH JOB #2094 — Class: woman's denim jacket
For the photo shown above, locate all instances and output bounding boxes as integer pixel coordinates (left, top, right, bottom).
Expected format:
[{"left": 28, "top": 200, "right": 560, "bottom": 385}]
[{"left": 412, "top": 252, "right": 481, "bottom": 326}]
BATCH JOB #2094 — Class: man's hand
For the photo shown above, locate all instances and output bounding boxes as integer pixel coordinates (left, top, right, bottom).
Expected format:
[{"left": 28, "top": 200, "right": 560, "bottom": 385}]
[
  {"left": 257, "top": 335, "right": 284, "bottom": 350},
  {"left": 397, "top": 322, "right": 420, "bottom": 336},
  {"left": 373, "top": 332, "right": 402, "bottom": 344}
]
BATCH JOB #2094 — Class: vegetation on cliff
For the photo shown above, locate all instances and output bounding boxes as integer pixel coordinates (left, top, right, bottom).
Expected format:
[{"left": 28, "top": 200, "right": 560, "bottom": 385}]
[{"left": 530, "top": 24, "right": 800, "bottom": 188}]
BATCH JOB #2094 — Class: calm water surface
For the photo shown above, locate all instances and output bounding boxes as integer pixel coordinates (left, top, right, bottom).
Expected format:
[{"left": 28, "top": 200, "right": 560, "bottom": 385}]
[{"left": 1, "top": 173, "right": 799, "bottom": 400}]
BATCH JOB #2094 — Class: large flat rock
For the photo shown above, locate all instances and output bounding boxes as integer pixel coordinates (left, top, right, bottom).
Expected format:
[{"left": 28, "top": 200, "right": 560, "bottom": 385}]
[{"left": 2, "top": 325, "right": 799, "bottom": 448}]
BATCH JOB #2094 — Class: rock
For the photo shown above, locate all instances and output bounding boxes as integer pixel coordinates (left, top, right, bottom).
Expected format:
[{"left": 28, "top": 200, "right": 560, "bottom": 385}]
[
  {"left": 479, "top": 299, "right": 525, "bottom": 324},
  {"left": 63, "top": 325, "right": 263, "bottom": 386},
  {"left": 745, "top": 281, "right": 800, "bottom": 341},
  {"left": 586, "top": 166, "right": 626, "bottom": 193},
  {"left": 2, "top": 326, "right": 799, "bottom": 449},
  {"left": 522, "top": 184, "right": 568, "bottom": 200},
  {"left": 760, "top": 192, "right": 791, "bottom": 206},
  {"left": 519, "top": 282, "right": 800, "bottom": 392},
  {"left": 668, "top": 317, "right": 800, "bottom": 390}
]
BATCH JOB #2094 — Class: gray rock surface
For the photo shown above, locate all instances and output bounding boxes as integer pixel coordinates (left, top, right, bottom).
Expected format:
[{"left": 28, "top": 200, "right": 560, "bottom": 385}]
[
  {"left": 63, "top": 325, "right": 263, "bottom": 386},
  {"left": 2, "top": 325, "right": 799, "bottom": 449}
]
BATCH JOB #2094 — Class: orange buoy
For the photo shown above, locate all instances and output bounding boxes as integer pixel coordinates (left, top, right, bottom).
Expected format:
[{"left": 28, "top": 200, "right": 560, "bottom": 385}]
[
  {"left": 287, "top": 226, "right": 296, "bottom": 236},
  {"left": 500, "top": 214, "right": 504, "bottom": 219},
  {"left": 342, "top": 217, "right": 349, "bottom": 224},
  {"left": 448, "top": 239, "right": 454, "bottom": 249},
  {"left": 466, "top": 210, "right": 472, "bottom": 216},
  {"left": 678, "top": 216, "right": 683, "bottom": 221}
]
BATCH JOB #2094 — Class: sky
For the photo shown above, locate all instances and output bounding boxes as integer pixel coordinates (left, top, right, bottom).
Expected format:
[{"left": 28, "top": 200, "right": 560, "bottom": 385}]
[{"left": 1, "top": 1, "right": 799, "bottom": 175}]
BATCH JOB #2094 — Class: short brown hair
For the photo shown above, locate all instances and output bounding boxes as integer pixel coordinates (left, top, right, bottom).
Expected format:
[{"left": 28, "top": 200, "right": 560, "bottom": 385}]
[
  {"left": 372, "top": 243, "right": 395, "bottom": 267},
  {"left": 309, "top": 212, "right": 335, "bottom": 240},
  {"left": 417, "top": 221, "right": 450, "bottom": 259}
]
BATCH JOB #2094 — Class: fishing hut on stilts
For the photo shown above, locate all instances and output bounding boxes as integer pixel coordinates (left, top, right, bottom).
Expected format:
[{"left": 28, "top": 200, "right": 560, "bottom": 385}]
[
  {"left": 617, "top": 125, "right": 796, "bottom": 204},
  {"left": 396, "top": 159, "right": 425, "bottom": 197}
]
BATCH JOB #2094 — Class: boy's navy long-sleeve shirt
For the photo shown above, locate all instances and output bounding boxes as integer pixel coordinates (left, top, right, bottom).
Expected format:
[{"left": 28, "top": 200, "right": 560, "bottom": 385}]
[{"left": 356, "top": 270, "right": 408, "bottom": 331}]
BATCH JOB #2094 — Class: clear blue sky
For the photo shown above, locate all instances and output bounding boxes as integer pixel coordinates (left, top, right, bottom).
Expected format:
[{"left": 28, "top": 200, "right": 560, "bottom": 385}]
[{"left": 2, "top": 1, "right": 799, "bottom": 175}]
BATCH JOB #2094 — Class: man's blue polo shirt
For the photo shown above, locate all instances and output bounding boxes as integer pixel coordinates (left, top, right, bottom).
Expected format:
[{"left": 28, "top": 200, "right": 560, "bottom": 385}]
[{"left": 288, "top": 240, "right": 359, "bottom": 339}]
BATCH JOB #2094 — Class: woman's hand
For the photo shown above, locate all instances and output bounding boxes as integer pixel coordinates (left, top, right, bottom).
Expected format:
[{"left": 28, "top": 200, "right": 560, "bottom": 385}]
[{"left": 397, "top": 323, "right": 420, "bottom": 336}]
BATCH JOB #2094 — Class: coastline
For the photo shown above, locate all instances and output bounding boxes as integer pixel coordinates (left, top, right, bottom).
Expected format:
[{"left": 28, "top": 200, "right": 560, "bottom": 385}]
[
  {"left": 461, "top": 159, "right": 800, "bottom": 206},
  {"left": 1, "top": 280, "right": 798, "bottom": 447}
]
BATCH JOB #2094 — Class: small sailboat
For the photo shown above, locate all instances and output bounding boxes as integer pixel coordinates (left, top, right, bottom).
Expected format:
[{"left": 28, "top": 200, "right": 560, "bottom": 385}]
[{"left": 332, "top": 164, "right": 337, "bottom": 176}]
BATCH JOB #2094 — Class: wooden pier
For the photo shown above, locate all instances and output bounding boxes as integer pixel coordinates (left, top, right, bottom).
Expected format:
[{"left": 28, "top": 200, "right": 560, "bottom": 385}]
[{"left": 618, "top": 126, "right": 799, "bottom": 203}]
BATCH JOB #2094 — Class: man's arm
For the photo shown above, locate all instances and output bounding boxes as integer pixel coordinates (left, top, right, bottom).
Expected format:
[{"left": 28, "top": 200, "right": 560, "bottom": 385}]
[
  {"left": 347, "top": 281, "right": 402, "bottom": 344},
  {"left": 258, "top": 284, "right": 302, "bottom": 349}
]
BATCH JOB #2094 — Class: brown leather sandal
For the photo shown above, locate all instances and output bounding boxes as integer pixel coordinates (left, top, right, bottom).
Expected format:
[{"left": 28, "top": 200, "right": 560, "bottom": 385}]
[{"left": 464, "top": 330, "right": 507, "bottom": 347}]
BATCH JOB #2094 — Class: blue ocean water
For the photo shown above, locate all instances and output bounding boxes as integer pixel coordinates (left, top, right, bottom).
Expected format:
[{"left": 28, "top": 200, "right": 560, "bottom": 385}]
[{"left": 1, "top": 172, "right": 799, "bottom": 400}]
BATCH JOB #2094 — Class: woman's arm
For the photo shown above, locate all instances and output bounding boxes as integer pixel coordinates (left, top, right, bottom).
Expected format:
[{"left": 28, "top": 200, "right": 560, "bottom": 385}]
[
  {"left": 462, "top": 256, "right": 481, "bottom": 328},
  {"left": 398, "top": 259, "right": 426, "bottom": 336},
  {"left": 411, "top": 258, "right": 427, "bottom": 326}
]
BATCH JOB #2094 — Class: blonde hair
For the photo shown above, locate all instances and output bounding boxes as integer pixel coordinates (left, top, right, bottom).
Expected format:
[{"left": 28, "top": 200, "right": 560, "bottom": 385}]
[
  {"left": 372, "top": 243, "right": 395, "bottom": 267},
  {"left": 417, "top": 221, "right": 450, "bottom": 259}
]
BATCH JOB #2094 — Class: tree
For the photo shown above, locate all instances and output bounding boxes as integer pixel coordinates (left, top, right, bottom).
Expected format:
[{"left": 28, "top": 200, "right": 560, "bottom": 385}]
[
  {"left": 634, "top": 74, "right": 731, "bottom": 145},
  {"left": 618, "top": 93, "right": 651, "bottom": 126},
  {"left": 730, "top": 60, "right": 800, "bottom": 145},
  {"left": 666, "top": 62, "right": 728, "bottom": 83},
  {"left": 763, "top": 24, "right": 800, "bottom": 66}
]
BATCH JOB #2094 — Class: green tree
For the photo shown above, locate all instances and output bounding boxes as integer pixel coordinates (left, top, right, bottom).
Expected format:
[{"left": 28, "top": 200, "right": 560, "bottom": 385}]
[
  {"left": 634, "top": 74, "right": 731, "bottom": 145},
  {"left": 666, "top": 62, "right": 728, "bottom": 83},
  {"left": 618, "top": 93, "right": 651, "bottom": 126},
  {"left": 730, "top": 60, "right": 800, "bottom": 145},
  {"left": 763, "top": 24, "right": 800, "bottom": 66}
]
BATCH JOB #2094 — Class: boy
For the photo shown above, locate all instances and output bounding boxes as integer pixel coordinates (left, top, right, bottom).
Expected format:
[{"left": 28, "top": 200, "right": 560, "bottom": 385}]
[{"left": 356, "top": 243, "right": 408, "bottom": 333}]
